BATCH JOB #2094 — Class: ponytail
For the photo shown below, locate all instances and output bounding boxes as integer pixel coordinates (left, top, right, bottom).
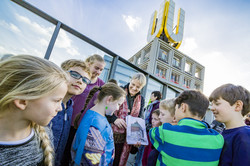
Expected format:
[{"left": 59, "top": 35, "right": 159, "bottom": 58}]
[{"left": 73, "top": 86, "right": 100, "bottom": 129}]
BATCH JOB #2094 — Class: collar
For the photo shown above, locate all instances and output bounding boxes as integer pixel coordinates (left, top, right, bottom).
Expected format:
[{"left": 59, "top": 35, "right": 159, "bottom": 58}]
[
  {"left": 61, "top": 98, "right": 73, "bottom": 110},
  {"left": 178, "top": 118, "right": 208, "bottom": 129}
]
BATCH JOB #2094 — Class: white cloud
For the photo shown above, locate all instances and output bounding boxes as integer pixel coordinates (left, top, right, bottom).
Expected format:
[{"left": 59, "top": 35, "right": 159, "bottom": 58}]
[
  {"left": 0, "top": 20, "right": 21, "bottom": 33},
  {"left": 180, "top": 37, "right": 198, "bottom": 55},
  {"left": 122, "top": 15, "right": 142, "bottom": 32},
  {"left": 15, "top": 14, "right": 53, "bottom": 38},
  {"left": 56, "top": 30, "right": 80, "bottom": 56},
  {"left": 15, "top": 14, "right": 80, "bottom": 56}
]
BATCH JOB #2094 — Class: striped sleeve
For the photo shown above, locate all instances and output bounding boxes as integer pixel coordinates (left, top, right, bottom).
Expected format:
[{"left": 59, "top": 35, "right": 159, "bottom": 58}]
[{"left": 149, "top": 124, "right": 167, "bottom": 150}]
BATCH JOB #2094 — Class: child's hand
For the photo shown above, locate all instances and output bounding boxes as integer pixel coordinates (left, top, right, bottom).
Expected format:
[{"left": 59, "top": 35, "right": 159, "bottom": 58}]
[
  {"left": 134, "top": 142, "right": 141, "bottom": 148},
  {"left": 114, "top": 118, "right": 127, "bottom": 129}
]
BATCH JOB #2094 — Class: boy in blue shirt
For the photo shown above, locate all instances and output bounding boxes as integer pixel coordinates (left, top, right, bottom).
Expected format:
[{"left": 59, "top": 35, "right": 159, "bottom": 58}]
[
  {"left": 209, "top": 83, "right": 250, "bottom": 166},
  {"left": 50, "top": 59, "right": 91, "bottom": 165}
]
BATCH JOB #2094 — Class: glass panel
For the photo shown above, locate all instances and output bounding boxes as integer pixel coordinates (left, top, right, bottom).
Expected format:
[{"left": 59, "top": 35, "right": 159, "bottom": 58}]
[
  {"left": 195, "top": 68, "right": 201, "bottom": 78},
  {"left": 165, "top": 87, "right": 178, "bottom": 99},
  {"left": 99, "top": 55, "right": 113, "bottom": 82},
  {"left": 49, "top": 28, "right": 107, "bottom": 66},
  {"left": 155, "top": 66, "right": 167, "bottom": 79},
  {"left": 195, "top": 83, "right": 201, "bottom": 90},
  {"left": 183, "top": 78, "right": 191, "bottom": 89},
  {"left": 144, "top": 48, "right": 150, "bottom": 60},
  {"left": 144, "top": 78, "right": 163, "bottom": 106},
  {"left": 114, "top": 60, "right": 138, "bottom": 87},
  {"left": 171, "top": 72, "right": 179, "bottom": 84},
  {"left": 173, "top": 56, "right": 181, "bottom": 68},
  {"left": 185, "top": 62, "right": 192, "bottom": 73},
  {"left": 0, "top": 1, "right": 55, "bottom": 58},
  {"left": 158, "top": 49, "right": 168, "bottom": 62}
]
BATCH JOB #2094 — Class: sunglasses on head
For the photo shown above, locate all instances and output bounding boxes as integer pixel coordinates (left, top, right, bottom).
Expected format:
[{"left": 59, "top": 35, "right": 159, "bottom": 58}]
[{"left": 68, "top": 70, "right": 91, "bottom": 85}]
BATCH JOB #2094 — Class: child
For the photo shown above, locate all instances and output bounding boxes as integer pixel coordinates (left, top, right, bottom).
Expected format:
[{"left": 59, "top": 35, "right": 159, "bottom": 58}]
[
  {"left": 144, "top": 91, "right": 162, "bottom": 130},
  {"left": 142, "top": 109, "right": 162, "bottom": 166},
  {"left": 71, "top": 83, "right": 126, "bottom": 166},
  {"left": 50, "top": 59, "right": 91, "bottom": 165},
  {"left": 159, "top": 98, "right": 176, "bottom": 125},
  {"left": 0, "top": 55, "right": 68, "bottom": 166},
  {"left": 145, "top": 99, "right": 176, "bottom": 166},
  {"left": 209, "top": 84, "right": 250, "bottom": 165},
  {"left": 135, "top": 91, "right": 162, "bottom": 166},
  {"left": 63, "top": 54, "right": 105, "bottom": 165},
  {"left": 149, "top": 90, "right": 224, "bottom": 166}
]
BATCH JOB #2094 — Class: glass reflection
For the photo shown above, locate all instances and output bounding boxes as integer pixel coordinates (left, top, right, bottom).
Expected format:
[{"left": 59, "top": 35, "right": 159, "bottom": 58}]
[
  {"left": 144, "top": 78, "right": 163, "bottom": 105},
  {"left": 165, "top": 87, "right": 178, "bottom": 99},
  {"left": 114, "top": 61, "right": 138, "bottom": 87},
  {"left": 49, "top": 28, "right": 106, "bottom": 66}
]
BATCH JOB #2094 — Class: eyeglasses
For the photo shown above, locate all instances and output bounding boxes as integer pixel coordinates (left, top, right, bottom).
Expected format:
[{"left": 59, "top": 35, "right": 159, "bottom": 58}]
[{"left": 68, "top": 70, "right": 91, "bottom": 85}]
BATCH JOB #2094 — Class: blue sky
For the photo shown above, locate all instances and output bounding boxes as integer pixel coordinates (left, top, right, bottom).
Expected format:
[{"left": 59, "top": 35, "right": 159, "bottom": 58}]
[{"left": 1, "top": 0, "right": 250, "bottom": 96}]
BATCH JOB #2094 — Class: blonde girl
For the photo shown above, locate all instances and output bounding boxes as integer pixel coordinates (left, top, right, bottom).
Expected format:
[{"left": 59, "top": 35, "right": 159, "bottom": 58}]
[
  {"left": 0, "top": 55, "right": 68, "bottom": 166},
  {"left": 71, "top": 83, "right": 126, "bottom": 166}
]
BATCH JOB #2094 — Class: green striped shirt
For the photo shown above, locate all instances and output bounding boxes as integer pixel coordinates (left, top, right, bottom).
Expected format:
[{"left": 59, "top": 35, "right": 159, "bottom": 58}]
[{"left": 149, "top": 118, "right": 224, "bottom": 166}]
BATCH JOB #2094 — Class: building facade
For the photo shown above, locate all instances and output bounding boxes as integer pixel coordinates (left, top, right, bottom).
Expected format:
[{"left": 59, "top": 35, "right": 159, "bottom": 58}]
[{"left": 128, "top": 37, "right": 205, "bottom": 95}]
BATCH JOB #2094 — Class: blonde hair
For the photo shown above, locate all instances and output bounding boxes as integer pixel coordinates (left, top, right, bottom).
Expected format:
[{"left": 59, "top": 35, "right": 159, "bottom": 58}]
[
  {"left": 131, "top": 73, "right": 147, "bottom": 88},
  {"left": 74, "top": 83, "right": 126, "bottom": 128},
  {"left": 85, "top": 54, "right": 105, "bottom": 65},
  {"left": 61, "top": 59, "right": 91, "bottom": 77},
  {"left": 160, "top": 98, "right": 176, "bottom": 116},
  {"left": 0, "top": 55, "right": 68, "bottom": 166}
]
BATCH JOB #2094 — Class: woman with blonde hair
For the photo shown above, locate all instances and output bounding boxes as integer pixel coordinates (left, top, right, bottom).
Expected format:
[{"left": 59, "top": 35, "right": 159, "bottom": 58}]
[
  {"left": 108, "top": 73, "right": 147, "bottom": 166},
  {"left": 0, "top": 55, "right": 68, "bottom": 166}
]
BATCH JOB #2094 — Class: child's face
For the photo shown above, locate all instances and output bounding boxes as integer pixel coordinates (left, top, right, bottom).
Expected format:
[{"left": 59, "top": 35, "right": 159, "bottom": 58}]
[
  {"left": 210, "top": 97, "right": 236, "bottom": 123},
  {"left": 151, "top": 113, "right": 161, "bottom": 127},
  {"left": 105, "top": 96, "right": 125, "bottom": 116},
  {"left": 23, "top": 82, "right": 68, "bottom": 126},
  {"left": 67, "top": 66, "right": 90, "bottom": 96},
  {"left": 159, "top": 108, "right": 174, "bottom": 124}
]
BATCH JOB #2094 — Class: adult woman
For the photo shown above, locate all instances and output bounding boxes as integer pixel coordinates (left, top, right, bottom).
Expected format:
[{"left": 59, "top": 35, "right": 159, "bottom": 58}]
[{"left": 108, "top": 73, "right": 146, "bottom": 166}]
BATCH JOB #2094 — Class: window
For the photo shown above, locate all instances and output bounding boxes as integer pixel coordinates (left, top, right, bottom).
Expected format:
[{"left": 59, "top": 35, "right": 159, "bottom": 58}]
[
  {"left": 50, "top": 28, "right": 106, "bottom": 66},
  {"left": 183, "top": 78, "right": 191, "bottom": 89},
  {"left": 171, "top": 72, "right": 179, "bottom": 84},
  {"left": 114, "top": 60, "right": 138, "bottom": 87},
  {"left": 144, "top": 48, "right": 150, "bottom": 60},
  {"left": 173, "top": 56, "right": 181, "bottom": 69},
  {"left": 185, "top": 61, "right": 192, "bottom": 74},
  {"left": 195, "top": 67, "right": 201, "bottom": 79},
  {"left": 99, "top": 55, "right": 113, "bottom": 82},
  {"left": 158, "top": 49, "right": 168, "bottom": 62},
  {"left": 137, "top": 57, "right": 141, "bottom": 65},
  {"left": 195, "top": 83, "right": 201, "bottom": 90},
  {"left": 155, "top": 66, "right": 167, "bottom": 79},
  {"left": 165, "top": 87, "right": 178, "bottom": 99},
  {"left": 144, "top": 78, "right": 163, "bottom": 105}
]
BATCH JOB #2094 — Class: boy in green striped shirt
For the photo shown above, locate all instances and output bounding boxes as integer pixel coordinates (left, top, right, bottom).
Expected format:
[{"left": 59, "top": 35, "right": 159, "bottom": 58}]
[{"left": 149, "top": 90, "right": 224, "bottom": 166}]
